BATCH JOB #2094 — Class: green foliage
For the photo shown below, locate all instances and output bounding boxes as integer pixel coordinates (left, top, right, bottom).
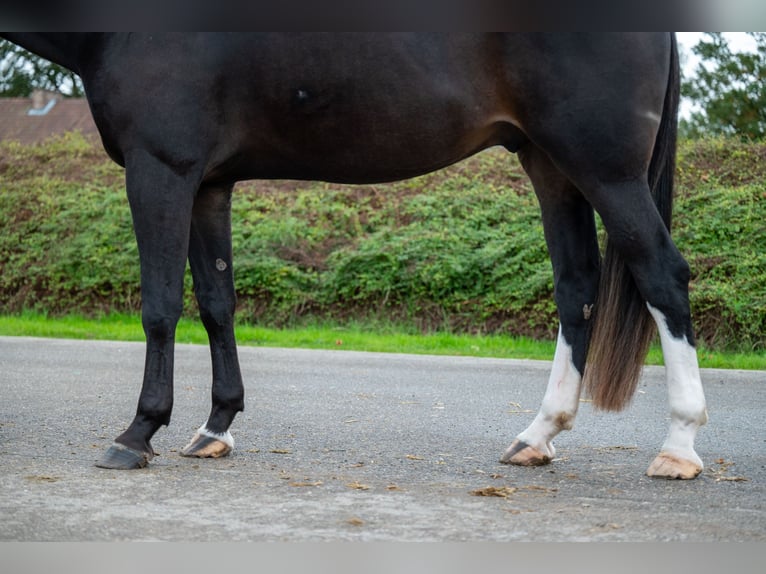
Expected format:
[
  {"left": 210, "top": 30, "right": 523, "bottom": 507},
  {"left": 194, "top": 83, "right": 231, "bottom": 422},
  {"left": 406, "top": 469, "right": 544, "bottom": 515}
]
[
  {"left": 675, "top": 138, "right": 766, "bottom": 350},
  {"left": 0, "top": 39, "right": 84, "bottom": 97},
  {"left": 224, "top": 152, "right": 554, "bottom": 335},
  {"left": 681, "top": 33, "right": 766, "bottom": 140},
  {"left": 0, "top": 134, "right": 135, "bottom": 313},
  {"left": 2, "top": 312, "right": 764, "bottom": 369},
  {"left": 1, "top": 133, "right": 764, "bottom": 352},
  {"left": 322, "top": 184, "right": 554, "bottom": 334}
]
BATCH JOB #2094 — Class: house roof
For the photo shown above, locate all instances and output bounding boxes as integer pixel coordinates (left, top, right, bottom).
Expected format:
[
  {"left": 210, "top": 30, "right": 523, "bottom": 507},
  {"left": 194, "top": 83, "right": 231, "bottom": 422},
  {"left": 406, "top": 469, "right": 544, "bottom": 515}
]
[{"left": 0, "top": 95, "right": 98, "bottom": 145}]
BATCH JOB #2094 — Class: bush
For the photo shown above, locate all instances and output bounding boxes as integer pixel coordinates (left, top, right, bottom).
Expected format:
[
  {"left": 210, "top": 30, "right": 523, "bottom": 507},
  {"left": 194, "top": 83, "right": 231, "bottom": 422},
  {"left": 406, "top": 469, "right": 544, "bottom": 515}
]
[
  {"left": 674, "top": 138, "right": 766, "bottom": 350},
  {"left": 0, "top": 132, "right": 763, "bottom": 350}
]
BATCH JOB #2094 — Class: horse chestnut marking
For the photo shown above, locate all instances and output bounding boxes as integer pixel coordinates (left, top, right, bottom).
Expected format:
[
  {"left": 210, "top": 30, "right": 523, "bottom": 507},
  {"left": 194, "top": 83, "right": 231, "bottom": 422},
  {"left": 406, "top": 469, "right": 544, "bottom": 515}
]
[{"left": 215, "top": 258, "right": 227, "bottom": 271}]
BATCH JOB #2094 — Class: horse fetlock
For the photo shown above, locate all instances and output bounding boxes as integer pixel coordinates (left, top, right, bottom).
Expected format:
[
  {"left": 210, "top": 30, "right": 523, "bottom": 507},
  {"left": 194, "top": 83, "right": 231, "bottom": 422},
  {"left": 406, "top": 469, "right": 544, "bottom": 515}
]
[
  {"left": 554, "top": 411, "right": 575, "bottom": 431},
  {"left": 676, "top": 401, "right": 708, "bottom": 424},
  {"left": 532, "top": 408, "right": 576, "bottom": 434},
  {"left": 670, "top": 410, "right": 708, "bottom": 432}
]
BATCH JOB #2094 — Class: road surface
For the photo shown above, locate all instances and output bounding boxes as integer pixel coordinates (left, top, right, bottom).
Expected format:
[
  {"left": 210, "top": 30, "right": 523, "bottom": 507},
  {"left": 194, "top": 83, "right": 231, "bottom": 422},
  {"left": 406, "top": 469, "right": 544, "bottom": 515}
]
[{"left": 0, "top": 336, "right": 763, "bottom": 541}]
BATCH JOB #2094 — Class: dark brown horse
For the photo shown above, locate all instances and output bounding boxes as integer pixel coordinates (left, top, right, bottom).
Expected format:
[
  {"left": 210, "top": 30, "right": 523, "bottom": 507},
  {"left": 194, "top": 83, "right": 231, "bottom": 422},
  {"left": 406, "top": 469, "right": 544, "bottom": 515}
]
[{"left": 1, "top": 33, "right": 707, "bottom": 478}]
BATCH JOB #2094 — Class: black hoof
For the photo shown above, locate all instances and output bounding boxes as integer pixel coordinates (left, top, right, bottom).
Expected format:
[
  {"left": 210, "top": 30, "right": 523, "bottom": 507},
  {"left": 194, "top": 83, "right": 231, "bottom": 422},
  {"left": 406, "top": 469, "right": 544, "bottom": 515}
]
[{"left": 95, "top": 443, "right": 153, "bottom": 470}]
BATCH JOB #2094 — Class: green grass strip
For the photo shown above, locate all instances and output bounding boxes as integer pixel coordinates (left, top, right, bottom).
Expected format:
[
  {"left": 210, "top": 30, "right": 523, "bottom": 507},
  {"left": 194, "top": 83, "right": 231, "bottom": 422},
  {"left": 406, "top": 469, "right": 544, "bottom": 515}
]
[{"left": 0, "top": 313, "right": 763, "bottom": 370}]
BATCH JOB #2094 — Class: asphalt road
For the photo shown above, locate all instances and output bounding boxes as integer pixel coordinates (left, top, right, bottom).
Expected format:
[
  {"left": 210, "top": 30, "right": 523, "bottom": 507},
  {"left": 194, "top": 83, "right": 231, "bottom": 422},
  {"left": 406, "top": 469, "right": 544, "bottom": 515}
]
[{"left": 0, "top": 336, "right": 763, "bottom": 541}]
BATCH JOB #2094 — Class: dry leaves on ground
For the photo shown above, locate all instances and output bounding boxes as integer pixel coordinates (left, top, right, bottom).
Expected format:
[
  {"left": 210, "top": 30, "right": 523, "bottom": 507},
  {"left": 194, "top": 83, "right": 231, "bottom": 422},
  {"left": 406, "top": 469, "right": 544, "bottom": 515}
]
[
  {"left": 595, "top": 445, "right": 639, "bottom": 452},
  {"left": 470, "top": 486, "right": 518, "bottom": 498},
  {"left": 24, "top": 475, "right": 59, "bottom": 483},
  {"left": 471, "top": 484, "right": 559, "bottom": 498},
  {"left": 709, "top": 458, "right": 748, "bottom": 482}
]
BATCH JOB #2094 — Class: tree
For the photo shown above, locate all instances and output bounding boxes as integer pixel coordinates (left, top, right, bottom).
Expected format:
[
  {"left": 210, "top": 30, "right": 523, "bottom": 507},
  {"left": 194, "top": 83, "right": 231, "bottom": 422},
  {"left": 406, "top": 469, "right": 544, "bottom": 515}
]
[
  {"left": 681, "top": 33, "right": 766, "bottom": 140},
  {"left": 0, "top": 39, "right": 84, "bottom": 97}
]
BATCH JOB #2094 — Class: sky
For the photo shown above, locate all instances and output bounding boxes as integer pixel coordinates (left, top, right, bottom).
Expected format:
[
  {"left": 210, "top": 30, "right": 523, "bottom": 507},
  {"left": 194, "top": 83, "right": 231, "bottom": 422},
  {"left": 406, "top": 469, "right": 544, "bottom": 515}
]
[
  {"left": 676, "top": 32, "right": 759, "bottom": 118},
  {"left": 676, "top": 32, "right": 758, "bottom": 71}
]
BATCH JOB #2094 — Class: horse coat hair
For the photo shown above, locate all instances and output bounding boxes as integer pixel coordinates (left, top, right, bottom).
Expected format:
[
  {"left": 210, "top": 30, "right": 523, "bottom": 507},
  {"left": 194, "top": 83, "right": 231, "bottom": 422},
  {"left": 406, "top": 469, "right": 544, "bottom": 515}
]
[{"left": 1, "top": 33, "right": 707, "bottom": 478}]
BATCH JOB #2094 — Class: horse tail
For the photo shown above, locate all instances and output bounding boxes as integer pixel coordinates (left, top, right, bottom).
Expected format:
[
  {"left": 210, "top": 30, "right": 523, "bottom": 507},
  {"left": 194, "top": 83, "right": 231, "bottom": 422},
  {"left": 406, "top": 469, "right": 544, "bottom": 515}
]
[{"left": 583, "top": 33, "right": 680, "bottom": 411}]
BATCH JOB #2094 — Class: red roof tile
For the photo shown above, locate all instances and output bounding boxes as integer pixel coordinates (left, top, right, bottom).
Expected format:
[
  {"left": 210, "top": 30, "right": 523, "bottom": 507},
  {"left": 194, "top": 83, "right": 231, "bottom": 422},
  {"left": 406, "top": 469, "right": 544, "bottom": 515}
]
[{"left": 0, "top": 96, "right": 98, "bottom": 145}]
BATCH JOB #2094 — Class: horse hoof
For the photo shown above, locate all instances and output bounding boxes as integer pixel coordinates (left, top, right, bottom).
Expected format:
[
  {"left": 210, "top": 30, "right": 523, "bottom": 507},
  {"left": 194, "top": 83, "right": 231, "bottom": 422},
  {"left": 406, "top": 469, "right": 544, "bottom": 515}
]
[
  {"left": 499, "top": 439, "right": 552, "bottom": 466},
  {"left": 646, "top": 452, "right": 702, "bottom": 479},
  {"left": 95, "top": 443, "right": 153, "bottom": 470},
  {"left": 180, "top": 428, "right": 233, "bottom": 458}
]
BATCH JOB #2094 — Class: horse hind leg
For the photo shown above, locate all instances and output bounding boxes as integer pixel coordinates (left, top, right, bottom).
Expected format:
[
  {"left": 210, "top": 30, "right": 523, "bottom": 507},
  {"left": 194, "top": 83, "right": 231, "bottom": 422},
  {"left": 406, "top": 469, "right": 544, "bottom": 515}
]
[
  {"left": 501, "top": 146, "right": 600, "bottom": 467},
  {"left": 501, "top": 325, "right": 583, "bottom": 466},
  {"left": 644, "top": 304, "right": 707, "bottom": 479},
  {"left": 585, "top": 180, "right": 707, "bottom": 479},
  {"left": 180, "top": 182, "right": 244, "bottom": 459}
]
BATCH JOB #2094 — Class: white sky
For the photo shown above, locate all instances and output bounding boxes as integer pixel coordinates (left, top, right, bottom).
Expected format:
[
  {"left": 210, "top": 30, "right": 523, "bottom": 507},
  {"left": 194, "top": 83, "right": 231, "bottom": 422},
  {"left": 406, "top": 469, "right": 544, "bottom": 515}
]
[
  {"left": 676, "top": 32, "right": 758, "bottom": 72},
  {"left": 676, "top": 32, "right": 759, "bottom": 118}
]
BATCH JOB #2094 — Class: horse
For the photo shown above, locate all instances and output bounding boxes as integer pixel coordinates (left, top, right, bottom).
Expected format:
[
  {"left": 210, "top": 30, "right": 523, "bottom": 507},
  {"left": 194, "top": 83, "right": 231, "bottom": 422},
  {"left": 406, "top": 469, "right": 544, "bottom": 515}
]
[{"left": 0, "top": 33, "right": 707, "bottom": 479}]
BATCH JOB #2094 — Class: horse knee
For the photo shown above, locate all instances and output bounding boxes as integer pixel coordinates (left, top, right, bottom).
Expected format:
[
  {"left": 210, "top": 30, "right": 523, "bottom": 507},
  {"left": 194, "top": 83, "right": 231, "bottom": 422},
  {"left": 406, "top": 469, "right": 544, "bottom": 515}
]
[
  {"left": 142, "top": 308, "right": 182, "bottom": 343},
  {"left": 198, "top": 294, "right": 236, "bottom": 332}
]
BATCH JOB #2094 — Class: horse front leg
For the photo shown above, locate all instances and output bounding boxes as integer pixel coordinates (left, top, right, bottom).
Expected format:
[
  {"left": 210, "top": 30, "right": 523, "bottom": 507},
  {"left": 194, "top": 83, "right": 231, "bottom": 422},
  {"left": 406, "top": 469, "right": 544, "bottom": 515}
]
[
  {"left": 180, "top": 183, "right": 244, "bottom": 459},
  {"left": 96, "top": 150, "right": 198, "bottom": 469},
  {"left": 501, "top": 146, "right": 600, "bottom": 467}
]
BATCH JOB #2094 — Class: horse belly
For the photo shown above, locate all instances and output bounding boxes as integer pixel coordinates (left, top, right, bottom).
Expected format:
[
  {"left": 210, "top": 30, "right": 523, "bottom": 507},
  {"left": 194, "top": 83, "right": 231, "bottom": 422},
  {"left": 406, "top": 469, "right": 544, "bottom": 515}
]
[
  {"left": 212, "top": 34, "right": 515, "bottom": 184},
  {"left": 252, "top": 116, "right": 505, "bottom": 184}
]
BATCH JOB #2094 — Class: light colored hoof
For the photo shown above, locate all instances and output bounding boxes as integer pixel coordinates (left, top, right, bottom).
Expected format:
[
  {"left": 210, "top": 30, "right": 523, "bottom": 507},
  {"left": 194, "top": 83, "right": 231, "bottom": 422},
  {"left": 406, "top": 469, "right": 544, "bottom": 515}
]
[
  {"left": 181, "top": 429, "right": 233, "bottom": 459},
  {"left": 500, "top": 439, "right": 552, "bottom": 466},
  {"left": 646, "top": 452, "right": 702, "bottom": 480}
]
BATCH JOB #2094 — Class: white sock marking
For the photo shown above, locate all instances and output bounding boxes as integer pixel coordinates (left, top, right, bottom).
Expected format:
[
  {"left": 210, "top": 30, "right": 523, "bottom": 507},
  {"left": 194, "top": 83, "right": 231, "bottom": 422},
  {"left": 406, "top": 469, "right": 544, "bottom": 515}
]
[
  {"left": 517, "top": 326, "right": 582, "bottom": 455},
  {"left": 647, "top": 304, "right": 707, "bottom": 465},
  {"left": 195, "top": 425, "right": 235, "bottom": 449}
]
